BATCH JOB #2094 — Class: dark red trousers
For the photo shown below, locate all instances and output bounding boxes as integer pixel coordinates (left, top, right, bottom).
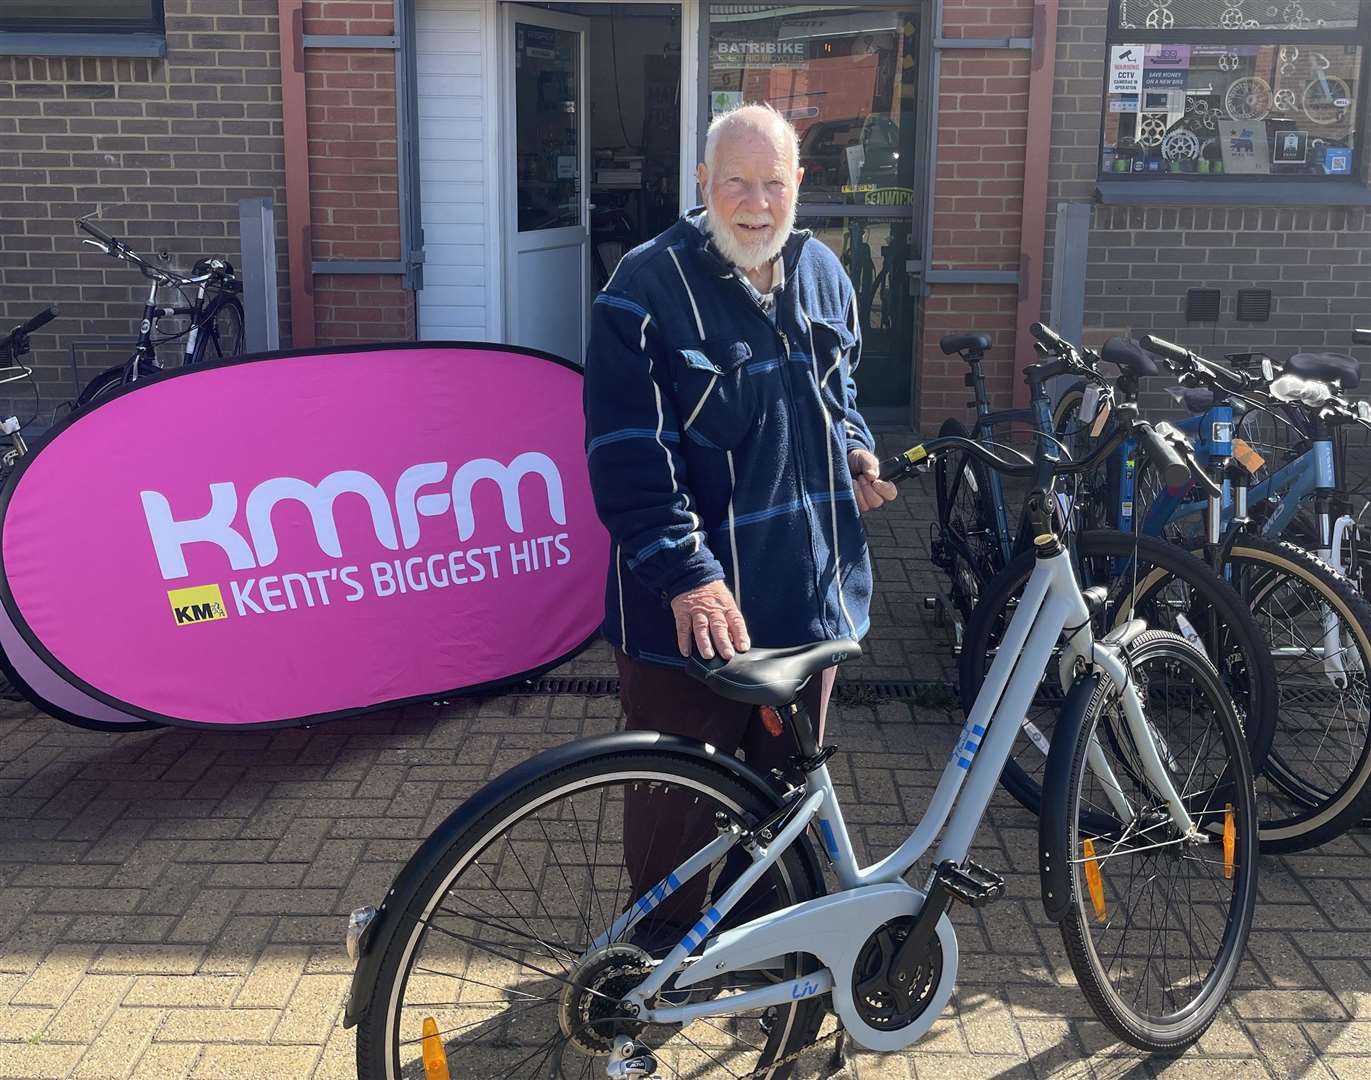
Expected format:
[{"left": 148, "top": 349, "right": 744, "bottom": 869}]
[{"left": 616, "top": 649, "right": 835, "bottom": 942}]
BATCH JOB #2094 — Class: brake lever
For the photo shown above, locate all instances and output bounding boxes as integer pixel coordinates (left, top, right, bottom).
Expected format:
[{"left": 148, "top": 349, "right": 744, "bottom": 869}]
[{"left": 80, "top": 238, "right": 112, "bottom": 255}]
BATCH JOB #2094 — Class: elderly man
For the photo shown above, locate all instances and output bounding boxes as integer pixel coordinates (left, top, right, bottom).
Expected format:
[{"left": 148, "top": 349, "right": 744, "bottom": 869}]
[{"left": 583, "top": 104, "right": 896, "bottom": 941}]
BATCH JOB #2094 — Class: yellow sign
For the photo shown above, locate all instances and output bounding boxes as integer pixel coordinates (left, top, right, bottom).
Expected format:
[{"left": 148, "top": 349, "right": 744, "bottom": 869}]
[{"left": 167, "top": 584, "right": 228, "bottom": 627}]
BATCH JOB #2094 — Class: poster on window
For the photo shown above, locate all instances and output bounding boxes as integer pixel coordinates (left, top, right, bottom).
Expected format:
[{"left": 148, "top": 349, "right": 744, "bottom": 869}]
[
  {"left": 1218, "top": 119, "right": 1271, "bottom": 174},
  {"left": 1109, "top": 45, "right": 1144, "bottom": 94},
  {"left": 0, "top": 344, "right": 609, "bottom": 729}
]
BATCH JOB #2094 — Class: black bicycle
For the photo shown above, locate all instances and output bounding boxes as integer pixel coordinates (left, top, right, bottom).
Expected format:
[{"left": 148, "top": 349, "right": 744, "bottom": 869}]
[
  {"left": 0, "top": 305, "right": 56, "bottom": 478},
  {"left": 75, "top": 215, "right": 245, "bottom": 407}
]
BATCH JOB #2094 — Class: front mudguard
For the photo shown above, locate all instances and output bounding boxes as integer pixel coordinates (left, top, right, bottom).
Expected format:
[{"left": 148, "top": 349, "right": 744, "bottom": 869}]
[
  {"left": 1039, "top": 671, "right": 1102, "bottom": 923},
  {"left": 341, "top": 730, "right": 824, "bottom": 1028}
]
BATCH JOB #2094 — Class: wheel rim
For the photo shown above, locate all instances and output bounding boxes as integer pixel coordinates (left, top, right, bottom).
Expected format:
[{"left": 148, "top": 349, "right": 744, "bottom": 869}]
[
  {"left": 379, "top": 770, "right": 812, "bottom": 1080},
  {"left": 1240, "top": 559, "right": 1371, "bottom": 820},
  {"left": 1069, "top": 647, "right": 1252, "bottom": 1029}
]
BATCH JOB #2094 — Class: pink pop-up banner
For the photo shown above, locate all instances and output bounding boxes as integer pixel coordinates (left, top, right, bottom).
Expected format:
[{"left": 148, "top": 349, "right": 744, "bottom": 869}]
[{"left": 0, "top": 343, "right": 608, "bottom": 729}]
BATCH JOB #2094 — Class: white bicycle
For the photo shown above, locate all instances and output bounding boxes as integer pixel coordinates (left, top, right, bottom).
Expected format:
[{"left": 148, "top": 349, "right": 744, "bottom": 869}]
[{"left": 343, "top": 415, "right": 1257, "bottom": 1078}]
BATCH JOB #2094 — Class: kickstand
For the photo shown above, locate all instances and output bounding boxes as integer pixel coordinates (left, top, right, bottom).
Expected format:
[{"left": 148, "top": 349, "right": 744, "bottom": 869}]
[{"left": 826, "top": 1021, "right": 848, "bottom": 1075}]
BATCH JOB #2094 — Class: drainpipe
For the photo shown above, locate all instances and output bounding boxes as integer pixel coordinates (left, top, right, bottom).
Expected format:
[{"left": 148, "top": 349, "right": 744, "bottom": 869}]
[
  {"left": 278, "top": 0, "right": 317, "bottom": 347},
  {"left": 1012, "top": 0, "right": 1058, "bottom": 408}
]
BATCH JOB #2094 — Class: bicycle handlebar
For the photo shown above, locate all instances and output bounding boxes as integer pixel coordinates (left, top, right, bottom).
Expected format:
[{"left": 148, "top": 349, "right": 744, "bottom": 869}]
[
  {"left": 15, "top": 305, "right": 57, "bottom": 337},
  {"left": 1135, "top": 421, "right": 1191, "bottom": 493},
  {"left": 1140, "top": 334, "right": 1256, "bottom": 397},
  {"left": 78, "top": 217, "right": 116, "bottom": 247}
]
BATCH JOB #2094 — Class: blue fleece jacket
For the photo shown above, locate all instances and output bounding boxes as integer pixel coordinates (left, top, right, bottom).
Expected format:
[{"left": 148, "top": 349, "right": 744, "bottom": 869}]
[{"left": 583, "top": 208, "right": 876, "bottom": 668}]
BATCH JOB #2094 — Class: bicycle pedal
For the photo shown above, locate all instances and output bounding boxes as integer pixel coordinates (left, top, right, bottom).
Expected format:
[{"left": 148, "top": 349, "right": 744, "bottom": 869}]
[{"left": 936, "top": 859, "right": 1005, "bottom": 908}]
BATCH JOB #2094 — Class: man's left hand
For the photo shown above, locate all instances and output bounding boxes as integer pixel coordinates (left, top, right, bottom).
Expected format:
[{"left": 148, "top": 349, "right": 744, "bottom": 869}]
[{"left": 848, "top": 448, "right": 898, "bottom": 513}]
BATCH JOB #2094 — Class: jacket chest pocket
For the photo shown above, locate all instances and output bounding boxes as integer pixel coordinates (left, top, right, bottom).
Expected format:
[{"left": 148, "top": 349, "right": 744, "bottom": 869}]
[
  {"left": 809, "top": 318, "right": 857, "bottom": 423},
  {"left": 672, "top": 338, "right": 756, "bottom": 451}
]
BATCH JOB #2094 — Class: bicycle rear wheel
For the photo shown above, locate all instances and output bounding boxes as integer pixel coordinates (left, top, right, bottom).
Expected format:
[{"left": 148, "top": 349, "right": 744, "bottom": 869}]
[
  {"left": 961, "top": 530, "right": 1276, "bottom": 817},
  {"left": 1050, "top": 630, "right": 1257, "bottom": 1052},
  {"left": 353, "top": 741, "right": 826, "bottom": 1080}
]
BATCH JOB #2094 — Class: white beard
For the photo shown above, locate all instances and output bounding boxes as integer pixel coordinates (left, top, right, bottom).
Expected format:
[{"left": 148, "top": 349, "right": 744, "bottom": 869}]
[{"left": 703, "top": 197, "right": 796, "bottom": 272}]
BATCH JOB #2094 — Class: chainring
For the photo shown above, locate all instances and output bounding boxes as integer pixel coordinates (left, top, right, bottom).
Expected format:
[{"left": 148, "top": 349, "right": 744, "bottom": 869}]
[{"left": 852, "top": 917, "right": 944, "bottom": 1032}]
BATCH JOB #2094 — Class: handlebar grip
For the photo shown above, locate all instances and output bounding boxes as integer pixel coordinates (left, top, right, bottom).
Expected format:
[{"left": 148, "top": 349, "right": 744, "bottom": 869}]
[
  {"left": 1135, "top": 423, "right": 1191, "bottom": 493},
  {"left": 1139, "top": 334, "right": 1191, "bottom": 367},
  {"left": 1030, "top": 322, "right": 1067, "bottom": 350},
  {"left": 1355, "top": 329, "right": 1371, "bottom": 347},
  {"left": 879, "top": 446, "right": 928, "bottom": 484},
  {"left": 17, "top": 305, "right": 58, "bottom": 336},
  {"left": 79, "top": 218, "right": 115, "bottom": 245}
]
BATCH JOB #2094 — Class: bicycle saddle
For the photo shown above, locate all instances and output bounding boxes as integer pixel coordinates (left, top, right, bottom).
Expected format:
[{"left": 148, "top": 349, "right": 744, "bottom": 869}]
[
  {"left": 686, "top": 640, "right": 862, "bottom": 707},
  {"left": 1101, "top": 337, "right": 1160, "bottom": 378},
  {"left": 1285, "top": 350, "right": 1361, "bottom": 391},
  {"left": 1167, "top": 385, "right": 1215, "bottom": 415},
  {"left": 940, "top": 332, "right": 991, "bottom": 358}
]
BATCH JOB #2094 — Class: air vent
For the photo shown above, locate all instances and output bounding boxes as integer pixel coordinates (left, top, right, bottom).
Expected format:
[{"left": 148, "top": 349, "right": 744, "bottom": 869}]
[
  {"left": 1235, "top": 289, "right": 1273, "bottom": 323},
  {"left": 1185, "top": 288, "right": 1222, "bottom": 323}
]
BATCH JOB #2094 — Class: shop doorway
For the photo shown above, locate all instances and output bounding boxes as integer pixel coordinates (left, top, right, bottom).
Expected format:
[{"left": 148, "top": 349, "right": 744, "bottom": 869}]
[{"left": 501, "top": 2, "right": 685, "bottom": 361}]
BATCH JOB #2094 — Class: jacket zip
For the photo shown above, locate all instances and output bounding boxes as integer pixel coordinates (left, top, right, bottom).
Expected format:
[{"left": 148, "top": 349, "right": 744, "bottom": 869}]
[{"left": 729, "top": 256, "right": 837, "bottom": 637}]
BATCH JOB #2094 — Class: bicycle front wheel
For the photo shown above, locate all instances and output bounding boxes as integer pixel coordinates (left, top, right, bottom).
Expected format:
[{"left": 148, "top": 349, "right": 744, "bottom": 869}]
[
  {"left": 189, "top": 294, "right": 245, "bottom": 365},
  {"left": 354, "top": 741, "right": 826, "bottom": 1080},
  {"left": 1052, "top": 630, "right": 1257, "bottom": 1052},
  {"left": 934, "top": 417, "right": 1001, "bottom": 626}
]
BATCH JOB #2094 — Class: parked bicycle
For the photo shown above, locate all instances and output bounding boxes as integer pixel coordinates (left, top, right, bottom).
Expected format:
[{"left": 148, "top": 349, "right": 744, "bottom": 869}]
[
  {"left": 341, "top": 407, "right": 1257, "bottom": 1076},
  {"left": 74, "top": 215, "right": 245, "bottom": 406},
  {"left": 933, "top": 330, "right": 1277, "bottom": 842},
  {"left": 1029, "top": 330, "right": 1371, "bottom": 850},
  {"left": 0, "top": 305, "right": 56, "bottom": 478}
]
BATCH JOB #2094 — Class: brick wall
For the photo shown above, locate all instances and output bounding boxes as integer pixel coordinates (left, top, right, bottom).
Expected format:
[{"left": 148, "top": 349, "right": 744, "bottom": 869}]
[
  {"left": 0, "top": 0, "right": 290, "bottom": 425},
  {"left": 302, "top": 0, "right": 413, "bottom": 344},
  {"left": 1044, "top": 1, "right": 1371, "bottom": 418},
  {"left": 919, "top": 0, "right": 1034, "bottom": 430}
]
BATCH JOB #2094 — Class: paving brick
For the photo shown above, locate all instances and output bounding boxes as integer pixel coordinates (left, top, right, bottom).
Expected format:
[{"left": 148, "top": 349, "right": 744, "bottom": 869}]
[
  {"left": 0, "top": 1042, "right": 85, "bottom": 1079},
  {"left": 232, "top": 946, "right": 310, "bottom": 1009},
  {"left": 43, "top": 974, "right": 133, "bottom": 1043},
  {"left": 11, "top": 943, "right": 100, "bottom": 1006},
  {"left": 190, "top": 1044, "right": 320, "bottom": 1079},
  {"left": 70, "top": 1006, "right": 165, "bottom": 1078},
  {"left": 128, "top": 1043, "right": 199, "bottom": 1080},
  {"left": 124, "top": 975, "right": 241, "bottom": 1008},
  {"left": 271, "top": 973, "right": 348, "bottom": 1044},
  {"left": 156, "top": 1006, "right": 278, "bottom": 1042}
]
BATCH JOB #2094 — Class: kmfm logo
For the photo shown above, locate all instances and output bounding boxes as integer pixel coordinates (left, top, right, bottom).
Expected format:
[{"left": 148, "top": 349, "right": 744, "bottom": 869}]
[
  {"left": 140, "top": 452, "right": 567, "bottom": 581},
  {"left": 168, "top": 584, "right": 229, "bottom": 626}
]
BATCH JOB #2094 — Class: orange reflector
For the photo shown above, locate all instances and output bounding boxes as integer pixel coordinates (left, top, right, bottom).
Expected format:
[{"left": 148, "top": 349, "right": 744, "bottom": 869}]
[
  {"left": 759, "top": 705, "right": 784, "bottom": 738},
  {"left": 1223, "top": 804, "right": 1235, "bottom": 881},
  {"left": 421, "top": 1017, "right": 451, "bottom": 1080},
  {"left": 1082, "top": 838, "right": 1107, "bottom": 922}
]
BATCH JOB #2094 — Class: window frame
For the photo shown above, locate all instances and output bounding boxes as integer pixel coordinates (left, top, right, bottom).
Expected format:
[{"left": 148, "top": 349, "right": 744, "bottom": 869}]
[
  {"left": 0, "top": 0, "right": 166, "bottom": 57},
  {"left": 1099, "top": 0, "right": 1371, "bottom": 188}
]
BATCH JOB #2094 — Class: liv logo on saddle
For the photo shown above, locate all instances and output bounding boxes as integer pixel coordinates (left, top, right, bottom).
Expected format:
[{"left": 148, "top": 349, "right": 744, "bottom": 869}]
[{"left": 0, "top": 343, "right": 608, "bottom": 728}]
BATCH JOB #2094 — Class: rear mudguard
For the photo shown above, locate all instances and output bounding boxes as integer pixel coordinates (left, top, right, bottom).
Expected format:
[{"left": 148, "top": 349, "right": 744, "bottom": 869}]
[
  {"left": 1039, "top": 672, "right": 1102, "bottom": 923},
  {"left": 342, "top": 730, "right": 825, "bottom": 1027}
]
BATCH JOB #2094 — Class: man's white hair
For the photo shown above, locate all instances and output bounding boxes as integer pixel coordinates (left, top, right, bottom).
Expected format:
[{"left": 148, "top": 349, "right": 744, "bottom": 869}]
[{"left": 703, "top": 103, "right": 800, "bottom": 174}]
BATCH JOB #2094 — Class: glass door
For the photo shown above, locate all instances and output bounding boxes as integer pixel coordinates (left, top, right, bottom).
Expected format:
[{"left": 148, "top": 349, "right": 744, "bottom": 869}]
[{"left": 503, "top": 4, "right": 591, "bottom": 363}]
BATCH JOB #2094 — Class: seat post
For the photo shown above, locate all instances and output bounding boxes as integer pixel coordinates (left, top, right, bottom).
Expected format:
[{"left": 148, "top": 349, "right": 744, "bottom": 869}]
[
  {"left": 963, "top": 347, "right": 991, "bottom": 415},
  {"left": 784, "top": 699, "right": 822, "bottom": 762}
]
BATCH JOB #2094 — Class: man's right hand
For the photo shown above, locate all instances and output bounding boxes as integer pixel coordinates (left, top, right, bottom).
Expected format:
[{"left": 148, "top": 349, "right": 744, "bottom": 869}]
[{"left": 670, "top": 580, "right": 750, "bottom": 661}]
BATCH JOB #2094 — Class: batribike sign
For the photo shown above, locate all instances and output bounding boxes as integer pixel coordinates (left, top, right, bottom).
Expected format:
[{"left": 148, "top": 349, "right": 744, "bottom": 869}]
[{"left": 0, "top": 343, "right": 608, "bottom": 729}]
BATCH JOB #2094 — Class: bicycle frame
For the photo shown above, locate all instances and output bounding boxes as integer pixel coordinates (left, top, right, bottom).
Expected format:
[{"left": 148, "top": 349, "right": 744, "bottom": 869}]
[
  {"left": 603, "top": 534, "right": 1187, "bottom": 1053},
  {"left": 128, "top": 273, "right": 216, "bottom": 379}
]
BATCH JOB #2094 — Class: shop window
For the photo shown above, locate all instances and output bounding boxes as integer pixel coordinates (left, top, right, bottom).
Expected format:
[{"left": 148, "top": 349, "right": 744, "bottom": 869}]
[
  {"left": 706, "top": 4, "right": 921, "bottom": 206},
  {"left": 0, "top": 0, "right": 164, "bottom": 35},
  {"left": 1102, "top": 1, "right": 1368, "bottom": 182}
]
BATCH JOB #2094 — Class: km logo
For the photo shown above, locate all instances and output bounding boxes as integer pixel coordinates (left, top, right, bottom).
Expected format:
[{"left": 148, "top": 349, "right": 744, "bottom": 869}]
[{"left": 167, "top": 584, "right": 229, "bottom": 627}]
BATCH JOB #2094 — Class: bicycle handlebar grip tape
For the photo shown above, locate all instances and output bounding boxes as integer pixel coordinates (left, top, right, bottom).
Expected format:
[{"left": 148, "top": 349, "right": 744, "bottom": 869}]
[
  {"left": 879, "top": 445, "right": 928, "bottom": 484},
  {"left": 17, "top": 305, "right": 58, "bottom": 337},
  {"left": 1135, "top": 423, "right": 1191, "bottom": 493},
  {"left": 1139, "top": 334, "right": 1192, "bottom": 367}
]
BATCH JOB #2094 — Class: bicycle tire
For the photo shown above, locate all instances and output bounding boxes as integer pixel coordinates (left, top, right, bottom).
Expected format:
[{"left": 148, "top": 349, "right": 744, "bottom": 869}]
[
  {"left": 960, "top": 530, "right": 1276, "bottom": 821},
  {"left": 1221, "top": 535, "right": 1371, "bottom": 850},
  {"left": 354, "top": 743, "right": 826, "bottom": 1080},
  {"left": 1049, "top": 629, "right": 1257, "bottom": 1052},
  {"left": 933, "top": 417, "right": 1001, "bottom": 625},
  {"left": 189, "top": 293, "right": 245, "bottom": 365},
  {"left": 74, "top": 364, "right": 128, "bottom": 408}
]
